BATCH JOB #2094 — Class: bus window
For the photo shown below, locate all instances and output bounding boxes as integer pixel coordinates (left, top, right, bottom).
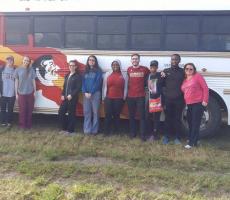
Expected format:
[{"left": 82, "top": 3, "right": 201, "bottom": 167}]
[
  {"left": 201, "top": 16, "right": 230, "bottom": 51},
  {"left": 97, "top": 17, "right": 128, "bottom": 50},
  {"left": 165, "top": 16, "right": 199, "bottom": 51},
  {"left": 65, "top": 16, "right": 94, "bottom": 49},
  {"left": 165, "top": 34, "right": 199, "bottom": 51},
  {"left": 131, "top": 16, "right": 161, "bottom": 50},
  {"left": 34, "top": 16, "right": 62, "bottom": 48},
  {"left": 5, "top": 17, "right": 30, "bottom": 45}
]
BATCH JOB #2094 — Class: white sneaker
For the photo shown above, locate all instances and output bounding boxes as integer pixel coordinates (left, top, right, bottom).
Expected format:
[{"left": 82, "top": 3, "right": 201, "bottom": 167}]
[{"left": 184, "top": 144, "right": 192, "bottom": 149}]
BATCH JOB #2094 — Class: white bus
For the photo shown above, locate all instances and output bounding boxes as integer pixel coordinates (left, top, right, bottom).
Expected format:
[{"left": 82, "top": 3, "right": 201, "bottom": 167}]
[{"left": 0, "top": 0, "right": 230, "bottom": 137}]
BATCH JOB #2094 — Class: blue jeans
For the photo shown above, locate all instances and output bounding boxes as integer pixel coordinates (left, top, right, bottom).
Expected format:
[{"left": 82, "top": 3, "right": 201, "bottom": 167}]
[{"left": 83, "top": 91, "right": 101, "bottom": 134}]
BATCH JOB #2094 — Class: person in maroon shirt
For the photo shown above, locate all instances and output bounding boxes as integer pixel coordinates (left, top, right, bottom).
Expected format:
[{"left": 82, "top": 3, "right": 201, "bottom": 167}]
[
  {"left": 102, "top": 59, "right": 128, "bottom": 135},
  {"left": 127, "top": 54, "right": 150, "bottom": 140}
]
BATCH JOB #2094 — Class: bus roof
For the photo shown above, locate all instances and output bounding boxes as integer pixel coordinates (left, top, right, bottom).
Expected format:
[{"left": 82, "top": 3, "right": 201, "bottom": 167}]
[{"left": 1, "top": 0, "right": 230, "bottom": 12}]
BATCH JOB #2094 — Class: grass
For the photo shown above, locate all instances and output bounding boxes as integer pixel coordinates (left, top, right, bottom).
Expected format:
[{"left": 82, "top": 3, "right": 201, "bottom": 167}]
[{"left": 0, "top": 115, "right": 229, "bottom": 199}]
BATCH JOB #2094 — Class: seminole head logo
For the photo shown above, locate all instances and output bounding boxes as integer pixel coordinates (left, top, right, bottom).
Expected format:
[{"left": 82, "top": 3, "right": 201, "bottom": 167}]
[{"left": 32, "top": 55, "right": 60, "bottom": 86}]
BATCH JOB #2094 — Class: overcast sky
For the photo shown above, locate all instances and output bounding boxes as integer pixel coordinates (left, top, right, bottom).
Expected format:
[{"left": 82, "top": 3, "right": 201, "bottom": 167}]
[{"left": 1, "top": 0, "right": 230, "bottom": 12}]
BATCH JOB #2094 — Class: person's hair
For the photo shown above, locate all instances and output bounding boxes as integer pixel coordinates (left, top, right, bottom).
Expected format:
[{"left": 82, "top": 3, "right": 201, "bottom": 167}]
[
  {"left": 183, "top": 62, "right": 197, "bottom": 77},
  {"left": 171, "top": 54, "right": 181, "bottom": 62},
  {"left": 85, "top": 55, "right": 100, "bottom": 73},
  {"left": 23, "top": 56, "right": 31, "bottom": 76},
  {"left": 131, "top": 53, "right": 140, "bottom": 59},
  {"left": 69, "top": 59, "right": 79, "bottom": 73}
]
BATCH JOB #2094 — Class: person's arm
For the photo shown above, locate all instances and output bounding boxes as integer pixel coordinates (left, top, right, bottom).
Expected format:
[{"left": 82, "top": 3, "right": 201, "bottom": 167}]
[
  {"left": 15, "top": 78, "right": 19, "bottom": 100},
  {"left": 122, "top": 72, "right": 128, "bottom": 100},
  {"left": 33, "top": 79, "right": 36, "bottom": 97},
  {"left": 102, "top": 72, "right": 109, "bottom": 100},
  {"left": 197, "top": 73, "right": 209, "bottom": 106}
]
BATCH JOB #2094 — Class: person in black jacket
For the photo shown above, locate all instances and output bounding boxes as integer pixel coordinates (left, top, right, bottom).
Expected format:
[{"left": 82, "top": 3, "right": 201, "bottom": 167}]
[
  {"left": 161, "top": 54, "right": 185, "bottom": 144},
  {"left": 58, "top": 60, "right": 82, "bottom": 135}
]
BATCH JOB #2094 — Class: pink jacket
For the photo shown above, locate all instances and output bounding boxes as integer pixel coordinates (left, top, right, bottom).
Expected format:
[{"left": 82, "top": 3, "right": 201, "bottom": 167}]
[{"left": 181, "top": 73, "right": 209, "bottom": 105}]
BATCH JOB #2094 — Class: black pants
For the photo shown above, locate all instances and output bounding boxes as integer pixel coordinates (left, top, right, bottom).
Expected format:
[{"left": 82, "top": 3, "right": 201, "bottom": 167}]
[
  {"left": 104, "top": 98, "right": 124, "bottom": 134},
  {"left": 187, "top": 102, "right": 204, "bottom": 146},
  {"left": 146, "top": 111, "right": 161, "bottom": 136},
  {"left": 58, "top": 98, "right": 77, "bottom": 133},
  {"left": 164, "top": 97, "right": 184, "bottom": 139},
  {"left": 127, "top": 97, "right": 146, "bottom": 139},
  {"left": 1, "top": 96, "right": 16, "bottom": 124}
]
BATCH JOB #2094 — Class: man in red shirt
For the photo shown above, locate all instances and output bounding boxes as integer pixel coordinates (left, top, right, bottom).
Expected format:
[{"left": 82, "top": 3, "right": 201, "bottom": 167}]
[{"left": 127, "top": 53, "right": 149, "bottom": 140}]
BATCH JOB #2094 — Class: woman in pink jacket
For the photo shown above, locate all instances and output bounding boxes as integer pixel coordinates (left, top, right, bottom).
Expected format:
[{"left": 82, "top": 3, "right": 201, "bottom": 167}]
[{"left": 181, "top": 63, "right": 209, "bottom": 149}]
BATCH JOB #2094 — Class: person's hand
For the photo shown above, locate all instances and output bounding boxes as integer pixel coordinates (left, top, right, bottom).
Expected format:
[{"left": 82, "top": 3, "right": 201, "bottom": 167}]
[
  {"left": 85, "top": 93, "right": 91, "bottom": 98},
  {"left": 202, "top": 101, "right": 208, "bottom": 107},
  {"left": 161, "top": 71, "right": 166, "bottom": 78},
  {"left": 67, "top": 95, "right": 72, "bottom": 101},
  {"left": 61, "top": 95, "right": 65, "bottom": 101}
]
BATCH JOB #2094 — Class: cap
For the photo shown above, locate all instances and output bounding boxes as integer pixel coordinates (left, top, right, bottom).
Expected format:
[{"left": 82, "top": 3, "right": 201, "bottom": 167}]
[
  {"left": 6, "top": 55, "right": 14, "bottom": 61},
  {"left": 150, "top": 60, "right": 158, "bottom": 67}
]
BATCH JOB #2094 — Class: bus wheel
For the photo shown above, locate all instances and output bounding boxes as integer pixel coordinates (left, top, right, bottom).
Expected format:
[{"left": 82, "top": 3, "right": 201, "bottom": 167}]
[{"left": 181, "top": 96, "right": 221, "bottom": 138}]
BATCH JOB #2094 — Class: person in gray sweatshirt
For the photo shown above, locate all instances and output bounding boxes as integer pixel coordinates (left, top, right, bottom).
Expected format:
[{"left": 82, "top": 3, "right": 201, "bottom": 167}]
[{"left": 0, "top": 55, "right": 16, "bottom": 126}]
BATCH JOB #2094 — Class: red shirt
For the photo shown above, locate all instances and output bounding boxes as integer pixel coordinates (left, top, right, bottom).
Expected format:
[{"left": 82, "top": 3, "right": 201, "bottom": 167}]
[
  {"left": 127, "top": 66, "right": 150, "bottom": 97},
  {"left": 181, "top": 73, "right": 209, "bottom": 105},
  {"left": 107, "top": 72, "right": 125, "bottom": 99}
]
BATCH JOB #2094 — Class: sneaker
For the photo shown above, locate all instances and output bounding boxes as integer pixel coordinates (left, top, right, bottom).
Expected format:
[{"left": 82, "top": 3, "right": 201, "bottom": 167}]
[
  {"left": 58, "top": 130, "right": 68, "bottom": 135},
  {"left": 148, "top": 135, "right": 155, "bottom": 142},
  {"left": 174, "top": 138, "right": 181, "bottom": 145},
  {"left": 1, "top": 123, "right": 6, "bottom": 126},
  {"left": 184, "top": 144, "right": 192, "bottom": 149},
  {"left": 162, "top": 136, "right": 169, "bottom": 144},
  {"left": 7, "top": 123, "right": 12, "bottom": 127},
  {"left": 67, "top": 132, "right": 77, "bottom": 136}
]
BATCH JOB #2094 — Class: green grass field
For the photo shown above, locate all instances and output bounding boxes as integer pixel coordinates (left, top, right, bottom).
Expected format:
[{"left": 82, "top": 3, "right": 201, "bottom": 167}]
[{"left": 0, "top": 116, "right": 229, "bottom": 200}]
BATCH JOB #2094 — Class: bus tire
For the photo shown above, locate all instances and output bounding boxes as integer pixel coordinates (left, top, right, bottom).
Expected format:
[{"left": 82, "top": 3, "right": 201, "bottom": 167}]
[{"left": 181, "top": 96, "right": 221, "bottom": 138}]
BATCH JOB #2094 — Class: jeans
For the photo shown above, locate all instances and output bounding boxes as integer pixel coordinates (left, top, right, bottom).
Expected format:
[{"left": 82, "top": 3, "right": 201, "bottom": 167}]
[
  {"left": 18, "top": 93, "right": 34, "bottom": 129},
  {"left": 187, "top": 102, "right": 204, "bottom": 146},
  {"left": 164, "top": 97, "right": 184, "bottom": 139},
  {"left": 58, "top": 98, "right": 78, "bottom": 133},
  {"left": 83, "top": 91, "right": 101, "bottom": 134},
  {"left": 1, "top": 96, "right": 16, "bottom": 124},
  {"left": 104, "top": 97, "right": 124, "bottom": 134},
  {"left": 127, "top": 97, "right": 146, "bottom": 139}
]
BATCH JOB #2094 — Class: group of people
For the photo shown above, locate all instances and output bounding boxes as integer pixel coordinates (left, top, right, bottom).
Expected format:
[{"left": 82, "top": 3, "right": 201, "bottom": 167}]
[
  {"left": 58, "top": 53, "right": 209, "bottom": 149},
  {"left": 0, "top": 53, "right": 209, "bottom": 149},
  {"left": 0, "top": 55, "right": 36, "bottom": 130}
]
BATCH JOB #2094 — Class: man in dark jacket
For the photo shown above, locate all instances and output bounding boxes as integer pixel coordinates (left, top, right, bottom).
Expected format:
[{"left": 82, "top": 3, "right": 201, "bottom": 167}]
[{"left": 162, "top": 54, "right": 184, "bottom": 144}]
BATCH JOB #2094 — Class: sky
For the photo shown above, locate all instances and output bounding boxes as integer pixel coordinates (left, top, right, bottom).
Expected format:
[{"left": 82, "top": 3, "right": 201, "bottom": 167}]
[{"left": 1, "top": 0, "right": 230, "bottom": 12}]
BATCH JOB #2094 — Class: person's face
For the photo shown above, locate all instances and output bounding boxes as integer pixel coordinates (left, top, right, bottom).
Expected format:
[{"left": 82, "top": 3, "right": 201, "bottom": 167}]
[
  {"left": 6, "top": 59, "right": 14, "bottom": 67},
  {"left": 131, "top": 55, "right": 140, "bottom": 67},
  {"left": 69, "top": 62, "right": 77, "bottom": 72},
  {"left": 171, "top": 55, "right": 180, "bottom": 67},
  {"left": 150, "top": 66, "right": 157, "bottom": 73},
  {"left": 185, "top": 64, "right": 195, "bottom": 76},
  {"left": 88, "top": 57, "right": 96, "bottom": 67},
  {"left": 112, "top": 61, "right": 120, "bottom": 72},
  {"left": 22, "top": 57, "right": 31, "bottom": 67}
]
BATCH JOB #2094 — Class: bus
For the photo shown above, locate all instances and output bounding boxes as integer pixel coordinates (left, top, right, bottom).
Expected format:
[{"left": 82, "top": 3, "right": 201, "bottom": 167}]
[{"left": 0, "top": 0, "right": 230, "bottom": 137}]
